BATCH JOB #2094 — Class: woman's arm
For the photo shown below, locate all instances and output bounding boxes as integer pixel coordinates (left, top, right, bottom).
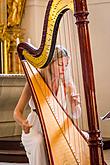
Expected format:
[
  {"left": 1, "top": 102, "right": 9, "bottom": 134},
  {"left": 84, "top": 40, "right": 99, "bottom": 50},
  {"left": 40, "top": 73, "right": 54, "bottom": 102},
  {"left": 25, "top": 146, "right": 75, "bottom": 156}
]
[{"left": 13, "top": 82, "right": 32, "bottom": 133}]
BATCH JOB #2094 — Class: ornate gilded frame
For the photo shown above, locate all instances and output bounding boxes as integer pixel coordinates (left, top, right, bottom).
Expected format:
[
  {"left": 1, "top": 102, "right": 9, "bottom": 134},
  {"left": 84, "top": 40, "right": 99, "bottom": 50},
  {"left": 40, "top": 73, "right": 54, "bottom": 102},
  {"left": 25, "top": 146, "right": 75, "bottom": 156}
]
[{"left": 0, "top": 0, "right": 26, "bottom": 74}]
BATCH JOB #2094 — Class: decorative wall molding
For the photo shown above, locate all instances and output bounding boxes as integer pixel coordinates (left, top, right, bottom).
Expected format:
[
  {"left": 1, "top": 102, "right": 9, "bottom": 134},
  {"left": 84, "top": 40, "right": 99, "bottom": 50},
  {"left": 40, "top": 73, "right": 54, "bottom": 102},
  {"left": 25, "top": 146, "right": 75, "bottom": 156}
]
[
  {"left": 26, "top": 0, "right": 110, "bottom": 6},
  {"left": 26, "top": 0, "right": 47, "bottom": 7},
  {"left": 88, "top": 0, "right": 110, "bottom": 5},
  {"left": 26, "top": 0, "right": 110, "bottom": 8}
]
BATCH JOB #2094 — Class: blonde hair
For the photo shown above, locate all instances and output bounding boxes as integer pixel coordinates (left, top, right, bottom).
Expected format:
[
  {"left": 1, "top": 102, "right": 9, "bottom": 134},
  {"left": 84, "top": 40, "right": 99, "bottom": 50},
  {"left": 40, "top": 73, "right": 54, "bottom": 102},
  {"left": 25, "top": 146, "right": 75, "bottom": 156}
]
[{"left": 51, "top": 45, "right": 69, "bottom": 63}]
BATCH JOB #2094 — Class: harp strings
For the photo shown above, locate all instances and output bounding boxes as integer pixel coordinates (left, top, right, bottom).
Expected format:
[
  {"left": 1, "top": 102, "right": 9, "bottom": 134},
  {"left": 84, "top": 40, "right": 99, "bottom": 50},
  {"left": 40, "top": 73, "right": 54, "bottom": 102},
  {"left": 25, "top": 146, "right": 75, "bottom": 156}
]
[
  {"left": 38, "top": 10, "right": 89, "bottom": 163},
  {"left": 26, "top": 60, "right": 89, "bottom": 164},
  {"left": 59, "top": 10, "right": 90, "bottom": 157},
  {"left": 62, "top": 10, "right": 89, "bottom": 133}
]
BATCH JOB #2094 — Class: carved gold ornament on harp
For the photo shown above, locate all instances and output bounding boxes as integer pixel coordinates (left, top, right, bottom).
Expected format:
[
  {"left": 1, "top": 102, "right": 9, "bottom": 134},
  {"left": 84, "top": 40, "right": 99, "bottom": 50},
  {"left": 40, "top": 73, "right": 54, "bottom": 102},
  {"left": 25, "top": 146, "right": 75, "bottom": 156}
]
[{"left": 23, "top": 0, "right": 74, "bottom": 68}]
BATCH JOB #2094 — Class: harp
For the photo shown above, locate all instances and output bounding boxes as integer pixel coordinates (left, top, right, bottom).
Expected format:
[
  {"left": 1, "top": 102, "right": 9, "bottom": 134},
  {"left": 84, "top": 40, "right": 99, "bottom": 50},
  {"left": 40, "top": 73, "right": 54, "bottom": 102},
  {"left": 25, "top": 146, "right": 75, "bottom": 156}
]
[{"left": 17, "top": 0, "right": 105, "bottom": 164}]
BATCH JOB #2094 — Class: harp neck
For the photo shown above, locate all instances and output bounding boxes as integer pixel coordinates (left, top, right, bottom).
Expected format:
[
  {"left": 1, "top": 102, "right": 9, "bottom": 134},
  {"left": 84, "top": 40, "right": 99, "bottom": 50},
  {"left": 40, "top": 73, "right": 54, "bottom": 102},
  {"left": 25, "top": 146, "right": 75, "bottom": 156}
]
[{"left": 18, "top": 0, "right": 74, "bottom": 68}]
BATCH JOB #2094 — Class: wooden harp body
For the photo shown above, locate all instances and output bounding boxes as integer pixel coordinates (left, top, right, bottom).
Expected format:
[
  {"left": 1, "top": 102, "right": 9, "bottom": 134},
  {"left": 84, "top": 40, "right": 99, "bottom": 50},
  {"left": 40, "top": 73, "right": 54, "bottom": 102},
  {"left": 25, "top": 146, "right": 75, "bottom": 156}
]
[{"left": 17, "top": 0, "right": 105, "bottom": 164}]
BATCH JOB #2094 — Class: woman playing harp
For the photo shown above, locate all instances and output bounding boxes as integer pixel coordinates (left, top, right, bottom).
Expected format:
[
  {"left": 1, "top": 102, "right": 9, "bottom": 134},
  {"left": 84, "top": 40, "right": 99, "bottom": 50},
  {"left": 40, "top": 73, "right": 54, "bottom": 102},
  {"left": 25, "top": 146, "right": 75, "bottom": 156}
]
[
  {"left": 14, "top": 0, "right": 105, "bottom": 164},
  {"left": 13, "top": 46, "right": 81, "bottom": 165}
]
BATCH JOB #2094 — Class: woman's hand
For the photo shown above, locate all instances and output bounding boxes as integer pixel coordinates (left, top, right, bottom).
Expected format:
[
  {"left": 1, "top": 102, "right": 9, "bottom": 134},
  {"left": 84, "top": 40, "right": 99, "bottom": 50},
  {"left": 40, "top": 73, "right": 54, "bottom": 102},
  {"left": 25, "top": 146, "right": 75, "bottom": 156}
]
[
  {"left": 22, "top": 120, "right": 32, "bottom": 134},
  {"left": 71, "top": 94, "right": 82, "bottom": 119}
]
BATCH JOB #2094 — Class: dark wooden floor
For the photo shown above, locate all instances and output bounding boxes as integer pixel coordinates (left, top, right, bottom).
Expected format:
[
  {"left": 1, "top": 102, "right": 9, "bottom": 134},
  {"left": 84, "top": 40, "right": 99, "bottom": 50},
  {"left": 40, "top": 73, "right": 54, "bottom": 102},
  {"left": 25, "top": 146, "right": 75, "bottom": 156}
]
[
  {"left": 0, "top": 163, "right": 29, "bottom": 165},
  {"left": 103, "top": 137, "right": 110, "bottom": 165},
  {"left": 0, "top": 136, "right": 110, "bottom": 164},
  {"left": 0, "top": 136, "right": 28, "bottom": 163}
]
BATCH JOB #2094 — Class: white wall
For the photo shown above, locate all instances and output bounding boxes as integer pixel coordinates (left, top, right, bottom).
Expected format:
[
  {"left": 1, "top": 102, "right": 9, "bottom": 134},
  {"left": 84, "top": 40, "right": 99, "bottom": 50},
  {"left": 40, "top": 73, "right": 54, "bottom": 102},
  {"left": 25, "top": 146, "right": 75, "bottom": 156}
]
[
  {"left": 88, "top": 0, "right": 110, "bottom": 137},
  {"left": 21, "top": 0, "right": 47, "bottom": 47}
]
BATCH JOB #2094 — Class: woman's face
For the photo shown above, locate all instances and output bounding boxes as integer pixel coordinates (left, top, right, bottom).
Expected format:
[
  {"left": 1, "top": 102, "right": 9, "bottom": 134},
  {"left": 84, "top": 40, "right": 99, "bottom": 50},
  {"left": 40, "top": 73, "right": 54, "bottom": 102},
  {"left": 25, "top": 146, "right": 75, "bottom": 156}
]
[{"left": 51, "top": 56, "right": 69, "bottom": 79}]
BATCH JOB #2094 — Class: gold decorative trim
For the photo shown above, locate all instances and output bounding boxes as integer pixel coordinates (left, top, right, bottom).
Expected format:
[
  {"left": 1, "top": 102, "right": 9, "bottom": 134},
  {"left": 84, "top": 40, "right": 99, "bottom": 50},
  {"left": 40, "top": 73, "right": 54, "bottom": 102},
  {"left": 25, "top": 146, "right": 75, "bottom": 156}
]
[
  {"left": 0, "top": 0, "right": 26, "bottom": 74},
  {"left": 7, "top": 0, "right": 26, "bottom": 27}
]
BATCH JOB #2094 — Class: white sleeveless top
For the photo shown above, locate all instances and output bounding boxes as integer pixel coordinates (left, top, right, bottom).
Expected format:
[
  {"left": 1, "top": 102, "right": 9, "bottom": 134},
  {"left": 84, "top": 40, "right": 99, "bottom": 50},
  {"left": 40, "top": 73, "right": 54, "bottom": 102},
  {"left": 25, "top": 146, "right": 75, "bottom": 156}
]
[
  {"left": 22, "top": 97, "right": 42, "bottom": 136},
  {"left": 29, "top": 97, "right": 36, "bottom": 110}
]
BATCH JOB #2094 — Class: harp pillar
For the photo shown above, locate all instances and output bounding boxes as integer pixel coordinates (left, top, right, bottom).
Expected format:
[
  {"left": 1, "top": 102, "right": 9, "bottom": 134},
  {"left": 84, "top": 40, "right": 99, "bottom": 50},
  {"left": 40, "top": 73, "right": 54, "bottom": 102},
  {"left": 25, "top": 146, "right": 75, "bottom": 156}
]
[{"left": 74, "top": 0, "right": 105, "bottom": 164}]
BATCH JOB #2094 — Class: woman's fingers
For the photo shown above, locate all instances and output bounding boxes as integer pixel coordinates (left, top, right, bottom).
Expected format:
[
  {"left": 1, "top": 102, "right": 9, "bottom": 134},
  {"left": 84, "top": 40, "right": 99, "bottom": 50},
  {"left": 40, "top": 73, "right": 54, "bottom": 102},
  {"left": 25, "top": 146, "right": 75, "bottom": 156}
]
[{"left": 22, "top": 120, "right": 32, "bottom": 134}]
